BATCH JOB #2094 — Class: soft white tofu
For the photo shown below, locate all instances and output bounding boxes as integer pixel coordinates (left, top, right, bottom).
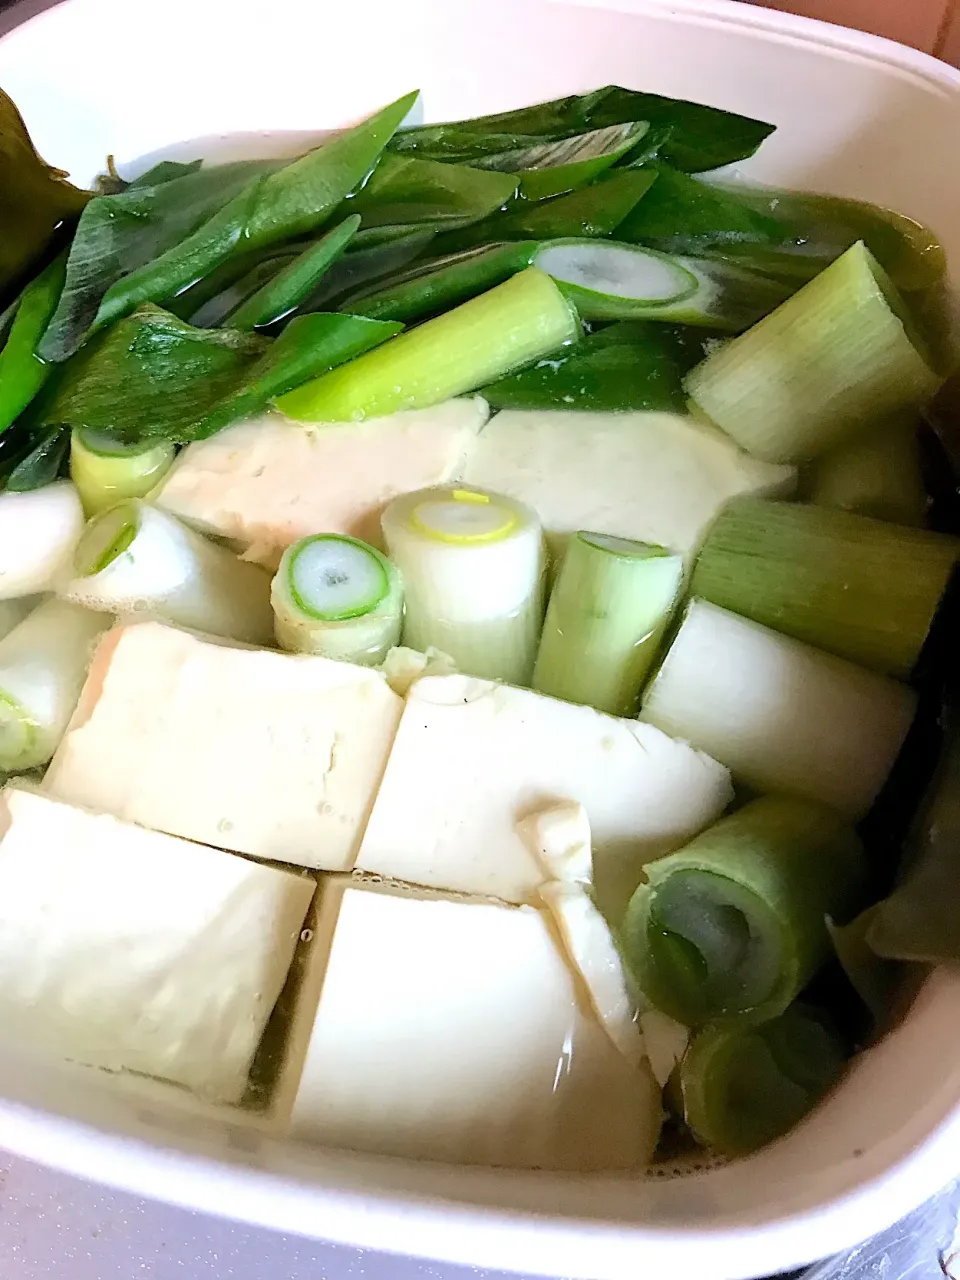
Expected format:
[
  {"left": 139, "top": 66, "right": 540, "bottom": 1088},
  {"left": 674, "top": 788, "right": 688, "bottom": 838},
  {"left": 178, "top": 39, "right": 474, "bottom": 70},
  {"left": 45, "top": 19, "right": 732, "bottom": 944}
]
[
  {"left": 356, "top": 674, "right": 732, "bottom": 912},
  {"left": 0, "top": 787, "right": 315, "bottom": 1104},
  {"left": 518, "top": 803, "right": 643, "bottom": 1065},
  {"left": 462, "top": 409, "right": 796, "bottom": 559},
  {"left": 283, "top": 878, "right": 662, "bottom": 1170},
  {"left": 43, "top": 621, "right": 403, "bottom": 871},
  {"left": 154, "top": 398, "right": 489, "bottom": 564}
]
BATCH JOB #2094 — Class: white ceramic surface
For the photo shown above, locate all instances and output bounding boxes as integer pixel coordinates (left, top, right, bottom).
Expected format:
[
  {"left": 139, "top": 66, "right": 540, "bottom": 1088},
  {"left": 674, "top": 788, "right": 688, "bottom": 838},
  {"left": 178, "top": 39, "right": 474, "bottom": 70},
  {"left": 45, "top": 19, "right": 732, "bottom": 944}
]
[{"left": 0, "top": 2, "right": 959, "bottom": 1277}]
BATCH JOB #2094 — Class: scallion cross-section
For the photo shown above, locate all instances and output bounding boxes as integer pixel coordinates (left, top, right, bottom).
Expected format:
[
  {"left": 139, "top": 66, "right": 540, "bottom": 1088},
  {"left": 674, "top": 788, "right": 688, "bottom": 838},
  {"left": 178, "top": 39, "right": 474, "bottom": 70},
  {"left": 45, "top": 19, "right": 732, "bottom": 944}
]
[
  {"left": 381, "top": 485, "right": 546, "bottom": 686},
  {"left": 271, "top": 534, "right": 403, "bottom": 665},
  {"left": 70, "top": 429, "right": 176, "bottom": 517},
  {"left": 63, "top": 500, "right": 274, "bottom": 645}
]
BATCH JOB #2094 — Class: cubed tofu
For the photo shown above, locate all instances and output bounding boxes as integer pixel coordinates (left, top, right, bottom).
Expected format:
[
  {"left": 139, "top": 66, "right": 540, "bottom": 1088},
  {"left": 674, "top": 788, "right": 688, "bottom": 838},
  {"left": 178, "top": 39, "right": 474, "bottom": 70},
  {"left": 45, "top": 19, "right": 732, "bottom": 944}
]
[
  {"left": 355, "top": 674, "right": 732, "bottom": 915},
  {"left": 462, "top": 409, "right": 796, "bottom": 559},
  {"left": 43, "top": 622, "right": 403, "bottom": 871},
  {"left": 0, "top": 787, "right": 315, "bottom": 1104},
  {"left": 155, "top": 399, "right": 489, "bottom": 564},
  {"left": 279, "top": 878, "right": 662, "bottom": 1170}
]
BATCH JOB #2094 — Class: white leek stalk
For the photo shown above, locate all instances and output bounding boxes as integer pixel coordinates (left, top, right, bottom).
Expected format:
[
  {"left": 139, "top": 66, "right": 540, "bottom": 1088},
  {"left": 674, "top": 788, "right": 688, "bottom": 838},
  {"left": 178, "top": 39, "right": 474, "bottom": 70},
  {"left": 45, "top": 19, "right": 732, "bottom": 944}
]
[
  {"left": 70, "top": 428, "right": 176, "bottom": 516},
  {"left": 0, "top": 481, "right": 84, "bottom": 600},
  {"left": 271, "top": 534, "right": 403, "bottom": 665},
  {"left": 640, "top": 599, "right": 916, "bottom": 820},
  {"left": 381, "top": 485, "right": 546, "bottom": 685},
  {"left": 62, "top": 500, "right": 274, "bottom": 645},
  {"left": 685, "top": 242, "right": 941, "bottom": 463},
  {"left": 0, "top": 598, "right": 111, "bottom": 771},
  {"left": 532, "top": 532, "right": 683, "bottom": 715}
]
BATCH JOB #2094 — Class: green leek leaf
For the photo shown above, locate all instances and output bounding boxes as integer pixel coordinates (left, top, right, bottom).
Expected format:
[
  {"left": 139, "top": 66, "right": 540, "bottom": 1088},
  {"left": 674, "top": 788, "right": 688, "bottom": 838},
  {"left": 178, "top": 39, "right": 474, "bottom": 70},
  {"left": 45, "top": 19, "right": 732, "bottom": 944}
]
[
  {"left": 343, "top": 153, "right": 516, "bottom": 228},
  {"left": 39, "top": 159, "right": 278, "bottom": 362},
  {"left": 4, "top": 425, "right": 70, "bottom": 492},
  {"left": 483, "top": 318, "right": 716, "bottom": 412},
  {"left": 471, "top": 121, "right": 650, "bottom": 200},
  {"left": 390, "top": 85, "right": 774, "bottom": 173},
  {"left": 431, "top": 168, "right": 657, "bottom": 255}
]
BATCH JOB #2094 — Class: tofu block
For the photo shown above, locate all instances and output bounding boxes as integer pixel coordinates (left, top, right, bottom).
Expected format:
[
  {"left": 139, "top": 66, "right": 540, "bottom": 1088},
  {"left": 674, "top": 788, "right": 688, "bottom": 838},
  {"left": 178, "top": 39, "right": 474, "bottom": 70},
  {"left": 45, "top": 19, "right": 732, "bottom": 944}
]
[
  {"left": 283, "top": 879, "right": 662, "bottom": 1170},
  {"left": 356, "top": 674, "right": 732, "bottom": 912},
  {"left": 44, "top": 621, "right": 403, "bottom": 871},
  {"left": 155, "top": 398, "right": 489, "bottom": 564},
  {"left": 462, "top": 409, "right": 796, "bottom": 559},
  {"left": 0, "top": 787, "right": 314, "bottom": 1104}
]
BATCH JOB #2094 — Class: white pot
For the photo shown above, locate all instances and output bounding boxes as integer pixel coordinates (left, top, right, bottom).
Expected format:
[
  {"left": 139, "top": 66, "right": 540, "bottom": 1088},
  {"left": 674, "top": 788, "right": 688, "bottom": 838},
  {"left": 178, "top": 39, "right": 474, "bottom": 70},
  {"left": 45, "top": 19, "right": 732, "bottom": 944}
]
[{"left": 0, "top": 2, "right": 958, "bottom": 1277}]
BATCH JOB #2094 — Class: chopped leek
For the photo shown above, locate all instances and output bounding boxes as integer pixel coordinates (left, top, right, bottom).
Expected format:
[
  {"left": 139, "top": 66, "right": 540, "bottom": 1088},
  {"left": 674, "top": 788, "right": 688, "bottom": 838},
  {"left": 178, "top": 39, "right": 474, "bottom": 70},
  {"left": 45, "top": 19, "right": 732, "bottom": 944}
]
[
  {"left": 0, "top": 596, "right": 40, "bottom": 643},
  {"left": 534, "top": 239, "right": 791, "bottom": 329},
  {"left": 339, "top": 242, "right": 540, "bottom": 323},
  {"left": 640, "top": 599, "right": 917, "bottom": 820},
  {"left": 621, "top": 796, "right": 865, "bottom": 1027},
  {"left": 686, "top": 242, "right": 942, "bottom": 463},
  {"left": 0, "top": 597, "right": 110, "bottom": 771},
  {"left": 381, "top": 485, "right": 546, "bottom": 686},
  {"left": 277, "top": 267, "right": 579, "bottom": 422},
  {"left": 0, "top": 481, "right": 84, "bottom": 600},
  {"left": 532, "top": 532, "right": 682, "bottom": 716},
  {"left": 70, "top": 429, "right": 176, "bottom": 516},
  {"left": 63, "top": 500, "right": 274, "bottom": 645},
  {"left": 227, "top": 215, "right": 361, "bottom": 329},
  {"left": 680, "top": 1007, "right": 846, "bottom": 1154},
  {"left": 806, "top": 415, "right": 928, "bottom": 527},
  {"left": 477, "top": 122, "right": 649, "bottom": 201},
  {"left": 271, "top": 534, "right": 403, "bottom": 665},
  {"left": 690, "top": 498, "right": 959, "bottom": 678}
]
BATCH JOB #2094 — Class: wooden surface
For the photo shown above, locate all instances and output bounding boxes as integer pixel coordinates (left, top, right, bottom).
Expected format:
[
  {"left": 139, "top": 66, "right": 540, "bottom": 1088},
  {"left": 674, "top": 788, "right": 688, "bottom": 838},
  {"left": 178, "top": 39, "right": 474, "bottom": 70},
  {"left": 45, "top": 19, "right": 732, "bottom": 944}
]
[{"left": 751, "top": 0, "right": 958, "bottom": 59}]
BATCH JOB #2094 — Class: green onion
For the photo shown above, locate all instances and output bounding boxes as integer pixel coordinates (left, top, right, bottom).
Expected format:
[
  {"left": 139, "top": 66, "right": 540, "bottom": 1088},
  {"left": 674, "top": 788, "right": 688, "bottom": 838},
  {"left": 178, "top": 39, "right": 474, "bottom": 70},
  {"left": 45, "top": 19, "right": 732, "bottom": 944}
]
[
  {"left": 227, "top": 215, "right": 361, "bottom": 329},
  {"left": 339, "top": 242, "right": 540, "bottom": 323},
  {"left": 0, "top": 252, "right": 66, "bottom": 433},
  {"left": 621, "top": 796, "right": 865, "bottom": 1027},
  {"left": 0, "top": 597, "right": 110, "bottom": 772},
  {"left": 276, "top": 267, "right": 579, "bottom": 422},
  {"left": 532, "top": 532, "right": 683, "bottom": 716},
  {"left": 431, "top": 169, "right": 657, "bottom": 255},
  {"left": 481, "top": 320, "right": 717, "bottom": 413},
  {"left": 0, "top": 480, "right": 84, "bottom": 599},
  {"left": 343, "top": 154, "right": 517, "bottom": 229},
  {"left": 472, "top": 121, "right": 649, "bottom": 200},
  {"left": 679, "top": 1006, "right": 846, "bottom": 1154},
  {"left": 690, "top": 498, "right": 959, "bottom": 679},
  {"left": 70, "top": 429, "right": 176, "bottom": 517},
  {"left": 534, "top": 239, "right": 791, "bottom": 328},
  {"left": 806, "top": 415, "right": 927, "bottom": 527},
  {"left": 271, "top": 534, "right": 403, "bottom": 665},
  {"left": 685, "top": 242, "right": 942, "bottom": 463},
  {"left": 63, "top": 500, "right": 274, "bottom": 645},
  {"left": 640, "top": 599, "right": 917, "bottom": 820},
  {"left": 381, "top": 485, "right": 546, "bottom": 685}
]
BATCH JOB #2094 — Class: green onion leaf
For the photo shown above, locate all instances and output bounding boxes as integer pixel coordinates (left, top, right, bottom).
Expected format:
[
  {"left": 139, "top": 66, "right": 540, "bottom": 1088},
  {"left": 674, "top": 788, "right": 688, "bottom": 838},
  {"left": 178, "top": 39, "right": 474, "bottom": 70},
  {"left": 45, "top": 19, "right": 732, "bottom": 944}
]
[
  {"left": 0, "top": 251, "right": 66, "bottom": 434},
  {"left": 430, "top": 169, "right": 658, "bottom": 255},
  {"left": 482, "top": 319, "right": 718, "bottom": 412},
  {"left": 343, "top": 153, "right": 517, "bottom": 229},
  {"left": 227, "top": 215, "right": 361, "bottom": 329},
  {"left": 472, "top": 121, "right": 650, "bottom": 200},
  {"left": 339, "top": 241, "right": 539, "bottom": 323},
  {"left": 390, "top": 85, "right": 774, "bottom": 174}
]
